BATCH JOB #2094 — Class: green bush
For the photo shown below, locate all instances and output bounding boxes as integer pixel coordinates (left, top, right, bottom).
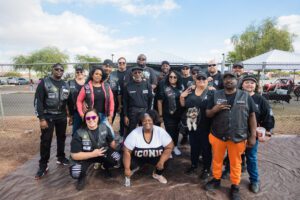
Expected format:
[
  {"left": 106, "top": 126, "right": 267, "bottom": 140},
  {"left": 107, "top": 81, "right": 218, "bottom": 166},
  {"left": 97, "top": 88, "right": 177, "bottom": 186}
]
[{"left": 3, "top": 72, "right": 22, "bottom": 77}]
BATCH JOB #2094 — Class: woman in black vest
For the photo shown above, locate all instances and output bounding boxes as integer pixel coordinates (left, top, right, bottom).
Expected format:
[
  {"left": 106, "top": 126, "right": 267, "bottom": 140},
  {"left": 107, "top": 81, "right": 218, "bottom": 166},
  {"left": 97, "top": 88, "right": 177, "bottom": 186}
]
[
  {"left": 157, "top": 70, "right": 184, "bottom": 156},
  {"left": 70, "top": 109, "right": 121, "bottom": 191},
  {"left": 180, "top": 72, "right": 213, "bottom": 179}
]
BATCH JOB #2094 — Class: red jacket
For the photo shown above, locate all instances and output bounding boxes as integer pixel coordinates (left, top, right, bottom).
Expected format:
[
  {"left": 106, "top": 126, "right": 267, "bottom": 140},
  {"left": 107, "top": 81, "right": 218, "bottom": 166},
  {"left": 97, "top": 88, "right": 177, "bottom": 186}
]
[{"left": 77, "top": 80, "right": 114, "bottom": 117}]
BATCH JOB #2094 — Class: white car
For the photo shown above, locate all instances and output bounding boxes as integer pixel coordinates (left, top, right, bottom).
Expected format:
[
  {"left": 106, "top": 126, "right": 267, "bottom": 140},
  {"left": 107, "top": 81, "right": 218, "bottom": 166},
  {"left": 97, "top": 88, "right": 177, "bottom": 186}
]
[{"left": 7, "top": 77, "right": 18, "bottom": 85}]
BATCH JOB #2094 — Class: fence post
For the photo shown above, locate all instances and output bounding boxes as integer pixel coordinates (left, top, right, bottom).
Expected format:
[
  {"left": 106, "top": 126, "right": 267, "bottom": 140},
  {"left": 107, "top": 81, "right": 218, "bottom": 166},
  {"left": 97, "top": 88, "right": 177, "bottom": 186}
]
[{"left": 0, "top": 93, "right": 5, "bottom": 130}]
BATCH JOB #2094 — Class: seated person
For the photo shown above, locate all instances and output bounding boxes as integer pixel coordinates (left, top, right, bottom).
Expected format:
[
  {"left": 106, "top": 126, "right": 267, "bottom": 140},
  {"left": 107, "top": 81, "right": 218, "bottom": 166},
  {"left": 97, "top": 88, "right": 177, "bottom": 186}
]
[
  {"left": 70, "top": 109, "right": 121, "bottom": 190},
  {"left": 123, "top": 111, "right": 174, "bottom": 186}
]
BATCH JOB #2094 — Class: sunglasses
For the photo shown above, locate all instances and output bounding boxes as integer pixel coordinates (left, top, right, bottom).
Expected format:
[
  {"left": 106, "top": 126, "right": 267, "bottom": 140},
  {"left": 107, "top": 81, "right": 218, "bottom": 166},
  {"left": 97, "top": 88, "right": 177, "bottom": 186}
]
[
  {"left": 54, "top": 68, "right": 64, "bottom": 72},
  {"left": 196, "top": 77, "right": 207, "bottom": 81},
  {"left": 85, "top": 115, "right": 97, "bottom": 121},
  {"left": 169, "top": 76, "right": 177, "bottom": 79},
  {"left": 133, "top": 71, "right": 142, "bottom": 75},
  {"left": 208, "top": 64, "right": 216, "bottom": 67},
  {"left": 192, "top": 72, "right": 199, "bottom": 75},
  {"left": 118, "top": 62, "right": 126, "bottom": 65},
  {"left": 138, "top": 58, "right": 146, "bottom": 61},
  {"left": 182, "top": 67, "right": 189, "bottom": 70}
]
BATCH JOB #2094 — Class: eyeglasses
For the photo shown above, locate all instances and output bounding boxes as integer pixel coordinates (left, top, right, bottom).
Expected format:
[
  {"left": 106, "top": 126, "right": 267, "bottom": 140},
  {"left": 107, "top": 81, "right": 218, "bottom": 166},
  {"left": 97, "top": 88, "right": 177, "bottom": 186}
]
[
  {"left": 118, "top": 62, "right": 126, "bottom": 65},
  {"left": 76, "top": 71, "right": 83, "bottom": 74},
  {"left": 196, "top": 77, "right": 207, "bottom": 81},
  {"left": 85, "top": 115, "right": 97, "bottom": 121},
  {"left": 133, "top": 71, "right": 142, "bottom": 75},
  {"left": 192, "top": 72, "right": 199, "bottom": 75},
  {"left": 138, "top": 58, "right": 146, "bottom": 61},
  {"left": 169, "top": 76, "right": 177, "bottom": 79},
  {"left": 208, "top": 64, "right": 216, "bottom": 67},
  {"left": 54, "top": 68, "right": 64, "bottom": 72}
]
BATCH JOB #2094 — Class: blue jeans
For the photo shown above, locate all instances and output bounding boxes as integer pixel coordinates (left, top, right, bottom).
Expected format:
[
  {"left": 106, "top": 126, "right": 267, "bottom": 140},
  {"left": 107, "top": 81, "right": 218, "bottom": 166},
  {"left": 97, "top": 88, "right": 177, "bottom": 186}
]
[
  {"left": 72, "top": 110, "right": 83, "bottom": 136},
  {"left": 99, "top": 113, "right": 115, "bottom": 138},
  {"left": 245, "top": 139, "right": 259, "bottom": 184}
]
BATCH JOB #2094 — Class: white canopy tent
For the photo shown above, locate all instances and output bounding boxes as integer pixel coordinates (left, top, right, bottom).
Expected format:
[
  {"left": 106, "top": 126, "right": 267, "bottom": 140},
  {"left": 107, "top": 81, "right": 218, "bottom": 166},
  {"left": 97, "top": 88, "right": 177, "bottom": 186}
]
[{"left": 242, "top": 49, "right": 300, "bottom": 70}]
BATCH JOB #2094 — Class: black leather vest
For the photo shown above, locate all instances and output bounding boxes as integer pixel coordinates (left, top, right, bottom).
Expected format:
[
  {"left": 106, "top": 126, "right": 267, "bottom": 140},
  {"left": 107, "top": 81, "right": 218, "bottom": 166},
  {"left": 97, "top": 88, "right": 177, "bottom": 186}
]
[{"left": 211, "top": 89, "right": 250, "bottom": 142}]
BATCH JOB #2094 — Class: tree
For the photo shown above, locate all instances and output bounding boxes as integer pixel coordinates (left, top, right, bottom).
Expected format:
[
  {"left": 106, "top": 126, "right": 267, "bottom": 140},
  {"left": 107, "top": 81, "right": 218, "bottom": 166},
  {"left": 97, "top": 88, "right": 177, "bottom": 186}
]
[
  {"left": 227, "top": 18, "right": 295, "bottom": 63},
  {"left": 75, "top": 54, "right": 101, "bottom": 70},
  {"left": 13, "top": 46, "right": 69, "bottom": 77}
]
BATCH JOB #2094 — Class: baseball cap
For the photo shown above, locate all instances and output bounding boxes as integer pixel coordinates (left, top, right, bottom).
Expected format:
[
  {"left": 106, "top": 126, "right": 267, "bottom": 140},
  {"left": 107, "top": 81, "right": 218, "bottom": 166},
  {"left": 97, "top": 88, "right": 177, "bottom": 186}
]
[
  {"left": 103, "top": 59, "right": 114, "bottom": 67},
  {"left": 75, "top": 65, "right": 83, "bottom": 71},
  {"left": 232, "top": 62, "right": 244, "bottom": 68},
  {"left": 161, "top": 60, "right": 170, "bottom": 65},
  {"left": 223, "top": 72, "right": 237, "bottom": 79},
  {"left": 196, "top": 72, "right": 207, "bottom": 79},
  {"left": 131, "top": 66, "right": 144, "bottom": 72},
  {"left": 242, "top": 75, "right": 258, "bottom": 83}
]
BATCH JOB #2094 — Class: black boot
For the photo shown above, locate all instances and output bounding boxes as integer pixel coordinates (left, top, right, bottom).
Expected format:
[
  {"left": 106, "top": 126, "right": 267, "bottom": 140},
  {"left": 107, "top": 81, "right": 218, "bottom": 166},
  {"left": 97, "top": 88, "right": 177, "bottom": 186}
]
[
  {"left": 199, "top": 169, "right": 210, "bottom": 180},
  {"left": 35, "top": 166, "right": 49, "bottom": 179},
  {"left": 230, "top": 184, "right": 241, "bottom": 200},
  {"left": 184, "top": 165, "right": 197, "bottom": 175},
  {"left": 249, "top": 182, "right": 260, "bottom": 193},
  {"left": 205, "top": 178, "right": 221, "bottom": 191},
  {"left": 76, "top": 175, "right": 86, "bottom": 191}
]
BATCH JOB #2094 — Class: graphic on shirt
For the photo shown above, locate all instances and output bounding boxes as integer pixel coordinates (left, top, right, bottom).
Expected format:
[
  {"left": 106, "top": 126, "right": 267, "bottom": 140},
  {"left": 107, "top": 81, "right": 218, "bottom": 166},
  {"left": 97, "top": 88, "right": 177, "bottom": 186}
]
[{"left": 133, "top": 146, "right": 164, "bottom": 158}]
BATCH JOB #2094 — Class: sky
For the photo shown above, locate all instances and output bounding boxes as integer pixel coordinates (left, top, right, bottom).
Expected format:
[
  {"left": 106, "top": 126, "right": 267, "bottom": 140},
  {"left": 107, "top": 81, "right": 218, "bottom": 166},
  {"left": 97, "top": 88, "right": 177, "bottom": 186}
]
[{"left": 0, "top": 0, "right": 300, "bottom": 64}]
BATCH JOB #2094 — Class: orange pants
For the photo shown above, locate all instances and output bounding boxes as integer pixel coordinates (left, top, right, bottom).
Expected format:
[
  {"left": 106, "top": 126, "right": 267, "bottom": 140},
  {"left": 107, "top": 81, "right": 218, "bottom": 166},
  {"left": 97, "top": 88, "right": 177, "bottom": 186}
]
[{"left": 209, "top": 133, "right": 246, "bottom": 185}]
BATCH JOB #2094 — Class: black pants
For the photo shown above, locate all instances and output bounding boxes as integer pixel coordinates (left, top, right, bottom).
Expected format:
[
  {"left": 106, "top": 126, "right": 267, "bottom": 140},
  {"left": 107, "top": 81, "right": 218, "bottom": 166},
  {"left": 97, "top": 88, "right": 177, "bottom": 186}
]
[
  {"left": 39, "top": 118, "right": 67, "bottom": 168},
  {"left": 188, "top": 129, "right": 212, "bottom": 170},
  {"left": 127, "top": 107, "right": 147, "bottom": 136},
  {"left": 165, "top": 122, "right": 180, "bottom": 146},
  {"left": 70, "top": 149, "right": 120, "bottom": 179},
  {"left": 131, "top": 157, "right": 164, "bottom": 175}
]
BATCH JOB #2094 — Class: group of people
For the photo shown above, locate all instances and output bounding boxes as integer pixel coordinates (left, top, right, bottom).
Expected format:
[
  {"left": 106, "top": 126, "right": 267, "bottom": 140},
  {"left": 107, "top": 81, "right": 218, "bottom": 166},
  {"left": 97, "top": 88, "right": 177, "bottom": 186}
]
[{"left": 34, "top": 55, "right": 274, "bottom": 200}]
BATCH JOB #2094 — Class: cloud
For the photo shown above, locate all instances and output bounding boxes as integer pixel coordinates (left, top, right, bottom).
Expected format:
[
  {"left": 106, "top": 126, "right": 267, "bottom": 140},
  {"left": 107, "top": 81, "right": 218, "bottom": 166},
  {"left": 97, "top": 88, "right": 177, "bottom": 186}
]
[
  {"left": 277, "top": 15, "right": 300, "bottom": 53},
  {"left": 44, "top": 0, "right": 180, "bottom": 16},
  {"left": 0, "top": 0, "right": 145, "bottom": 62}
]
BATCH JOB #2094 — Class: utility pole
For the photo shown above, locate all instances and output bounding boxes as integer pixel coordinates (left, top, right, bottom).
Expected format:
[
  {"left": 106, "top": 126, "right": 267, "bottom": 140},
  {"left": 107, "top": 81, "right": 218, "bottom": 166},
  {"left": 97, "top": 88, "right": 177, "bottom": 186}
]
[{"left": 221, "top": 53, "right": 225, "bottom": 74}]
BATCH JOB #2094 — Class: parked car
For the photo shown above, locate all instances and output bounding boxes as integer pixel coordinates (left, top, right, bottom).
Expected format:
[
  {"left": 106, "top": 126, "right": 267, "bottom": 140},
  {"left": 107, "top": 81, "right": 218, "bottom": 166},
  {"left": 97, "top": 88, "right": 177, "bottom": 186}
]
[
  {"left": 17, "top": 78, "right": 29, "bottom": 85},
  {"left": 7, "top": 77, "right": 18, "bottom": 85},
  {"left": 263, "top": 78, "right": 295, "bottom": 94},
  {"left": 0, "top": 77, "right": 8, "bottom": 85}
]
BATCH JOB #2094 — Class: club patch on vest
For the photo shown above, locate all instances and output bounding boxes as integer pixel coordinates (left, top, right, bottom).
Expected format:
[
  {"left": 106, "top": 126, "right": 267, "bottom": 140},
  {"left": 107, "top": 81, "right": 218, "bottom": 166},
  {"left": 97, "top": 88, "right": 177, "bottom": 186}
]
[
  {"left": 129, "top": 90, "right": 136, "bottom": 93},
  {"left": 236, "top": 100, "right": 245, "bottom": 104},
  {"left": 142, "top": 90, "right": 148, "bottom": 94}
]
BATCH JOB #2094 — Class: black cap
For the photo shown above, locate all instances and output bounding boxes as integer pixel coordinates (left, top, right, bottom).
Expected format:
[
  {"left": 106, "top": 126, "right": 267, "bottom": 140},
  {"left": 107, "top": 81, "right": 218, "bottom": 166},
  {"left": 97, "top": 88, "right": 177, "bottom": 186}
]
[
  {"left": 191, "top": 66, "right": 200, "bottom": 72},
  {"left": 52, "top": 63, "right": 63, "bottom": 69},
  {"left": 131, "top": 66, "right": 144, "bottom": 72},
  {"left": 182, "top": 64, "right": 190, "bottom": 69},
  {"left": 242, "top": 75, "right": 258, "bottom": 83},
  {"left": 103, "top": 59, "right": 114, "bottom": 67},
  {"left": 196, "top": 72, "right": 207, "bottom": 79},
  {"left": 223, "top": 72, "right": 237, "bottom": 79},
  {"left": 233, "top": 62, "right": 244, "bottom": 68},
  {"left": 161, "top": 60, "right": 170, "bottom": 65},
  {"left": 75, "top": 65, "right": 83, "bottom": 71}
]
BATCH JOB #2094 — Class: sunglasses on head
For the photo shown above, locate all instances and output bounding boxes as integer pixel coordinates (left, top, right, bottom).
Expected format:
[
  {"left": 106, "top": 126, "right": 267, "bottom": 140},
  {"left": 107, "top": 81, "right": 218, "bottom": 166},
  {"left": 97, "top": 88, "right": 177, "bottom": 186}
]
[
  {"left": 196, "top": 76, "right": 206, "bottom": 81},
  {"left": 169, "top": 75, "right": 177, "bottom": 79},
  {"left": 118, "top": 62, "right": 126, "bottom": 65},
  {"left": 85, "top": 115, "right": 97, "bottom": 121},
  {"left": 54, "top": 68, "right": 64, "bottom": 72},
  {"left": 208, "top": 64, "right": 216, "bottom": 67}
]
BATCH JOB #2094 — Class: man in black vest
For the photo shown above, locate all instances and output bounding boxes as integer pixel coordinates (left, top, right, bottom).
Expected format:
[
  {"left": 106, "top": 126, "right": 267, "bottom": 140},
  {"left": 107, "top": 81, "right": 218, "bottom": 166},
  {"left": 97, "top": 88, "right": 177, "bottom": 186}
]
[
  {"left": 34, "top": 63, "right": 70, "bottom": 179},
  {"left": 123, "top": 66, "right": 153, "bottom": 135},
  {"left": 205, "top": 72, "right": 257, "bottom": 200}
]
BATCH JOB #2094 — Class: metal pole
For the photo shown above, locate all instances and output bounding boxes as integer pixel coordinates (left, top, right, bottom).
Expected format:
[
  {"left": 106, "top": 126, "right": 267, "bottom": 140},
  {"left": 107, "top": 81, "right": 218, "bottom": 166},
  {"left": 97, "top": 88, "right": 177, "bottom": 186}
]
[
  {"left": 0, "top": 94, "right": 5, "bottom": 130},
  {"left": 221, "top": 53, "right": 225, "bottom": 74}
]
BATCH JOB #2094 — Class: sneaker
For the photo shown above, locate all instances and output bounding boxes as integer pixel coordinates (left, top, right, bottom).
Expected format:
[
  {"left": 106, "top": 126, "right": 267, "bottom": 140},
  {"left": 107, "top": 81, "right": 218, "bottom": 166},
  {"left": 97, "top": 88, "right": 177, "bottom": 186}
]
[
  {"left": 35, "top": 166, "right": 49, "bottom": 179},
  {"left": 173, "top": 146, "right": 181, "bottom": 156},
  {"left": 230, "top": 184, "right": 241, "bottom": 200},
  {"left": 76, "top": 176, "right": 86, "bottom": 191},
  {"left": 56, "top": 157, "right": 70, "bottom": 165},
  {"left": 204, "top": 178, "right": 221, "bottom": 191},
  {"left": 221, "top": 169, "right": 230, "bottom": 179},
  {"left": 199, "top": 169, "right": 211, "bottom": 180},
  {"left": 131, "top": 166, "right": 140, "bottom": 176},
  {"left": 249, "top": 182, "right": 260, "bottom": 193},
  {"left": 152, "top": 172, "right": 167, "bottom": 184},
  {"left": 184, "top": 165, "right": 197, "bottom": 175}
]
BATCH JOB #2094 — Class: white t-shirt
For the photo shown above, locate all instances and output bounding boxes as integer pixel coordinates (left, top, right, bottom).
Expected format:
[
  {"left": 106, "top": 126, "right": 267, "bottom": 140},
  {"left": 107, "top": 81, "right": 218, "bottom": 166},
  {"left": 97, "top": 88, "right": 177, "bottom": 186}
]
[{"left": 124, "top": 125, "right": 172, "bottom": 158}]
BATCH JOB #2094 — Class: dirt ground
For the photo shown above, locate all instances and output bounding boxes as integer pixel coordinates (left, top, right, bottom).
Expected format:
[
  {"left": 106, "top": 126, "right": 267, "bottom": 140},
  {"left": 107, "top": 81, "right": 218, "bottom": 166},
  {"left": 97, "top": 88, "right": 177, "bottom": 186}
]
[{"left": 0, "top": 97, "right": 299, "bottom": 188}]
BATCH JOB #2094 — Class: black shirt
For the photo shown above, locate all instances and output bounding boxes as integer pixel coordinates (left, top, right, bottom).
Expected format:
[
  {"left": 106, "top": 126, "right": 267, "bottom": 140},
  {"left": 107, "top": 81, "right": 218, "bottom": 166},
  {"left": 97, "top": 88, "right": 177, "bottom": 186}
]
[
  {"left": 185, "top": 89, "right": 213, "bottom": 130},
  {"left": 251, "top": 93, "right": 275, "bottom": 131},
  {"left": 93, "top": 86, "right": 105, "bottom": 113},
  {"left": 34, "top": 77, "right": 69, "bottom": 120},
  {"left": 181, "top": 76, "right": 194, "bottom": 89},
  {"left": 207, "top": 71, "right": 224, "bottom": 90},
  {"left": 71, "top": 127, "right": 114, "bottom": 153},
  {"left": 68, "top": 80, "right": 84, "bottom": 115}
]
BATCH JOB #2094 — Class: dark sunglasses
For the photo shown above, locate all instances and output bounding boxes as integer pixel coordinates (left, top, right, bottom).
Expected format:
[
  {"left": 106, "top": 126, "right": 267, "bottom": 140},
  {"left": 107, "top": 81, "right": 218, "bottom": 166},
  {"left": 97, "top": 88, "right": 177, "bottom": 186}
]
[
  {"left": 169, "top": 76, "right": 177, "bottom": 79},
  {"left": 118, "top": 62, "right": 126, "bottom": 65},
  {"left": 192, "top": 72, "right": 199, "bottom": 75},
  {"left": 133, "top": 71, "right": 142, "bottom": 75},
  {"left": 54, "top": 68, "right": 64, "bottom": 72},
  {"left": 196, "top": 77, "right": 207, "bottom": 81},
  {"left": 208, "top": 64, "right": 216, "bottom": 67},
  {"left": 138, "top": 58, "right": 146, "bottom": 61},
  {"left": 85, "top": 115, "right": 97, "bottom": 121}
]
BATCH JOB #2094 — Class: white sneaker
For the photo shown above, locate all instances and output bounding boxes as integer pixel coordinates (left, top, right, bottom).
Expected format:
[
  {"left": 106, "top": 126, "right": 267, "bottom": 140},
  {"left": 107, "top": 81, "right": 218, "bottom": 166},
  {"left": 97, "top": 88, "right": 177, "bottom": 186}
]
[
  {"left": 152, "top": 173, "right": 167, "bottom": 184},
  {"left": 173, "top": 146, "right": 181, "bottom": 156}
]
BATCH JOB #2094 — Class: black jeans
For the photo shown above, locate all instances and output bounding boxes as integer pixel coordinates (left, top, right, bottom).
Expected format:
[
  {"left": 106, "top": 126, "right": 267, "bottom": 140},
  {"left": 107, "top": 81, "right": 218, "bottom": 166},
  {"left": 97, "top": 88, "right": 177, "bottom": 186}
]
[
  {"left": 188, "top": 128, "right": 212, "bottom": 170},
  {"left": 131, "top": 157, "right": 165, "bottom": 175},
  {"left": 39, "top": 118, "right": 67, "bottom": 168},
  {"left": 127, "top": 107, "right": 147, "bottom": 136},
  {"left": 164, "top": 122, "right": 180, "bottom": 146}
]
